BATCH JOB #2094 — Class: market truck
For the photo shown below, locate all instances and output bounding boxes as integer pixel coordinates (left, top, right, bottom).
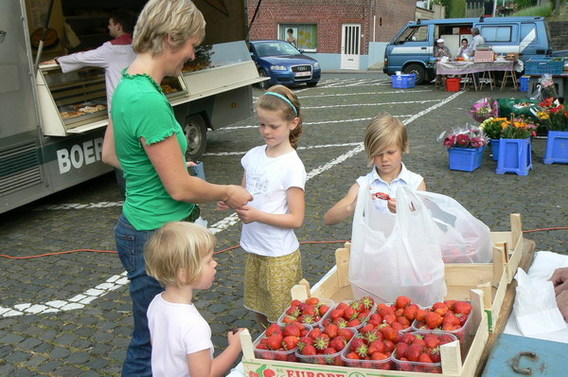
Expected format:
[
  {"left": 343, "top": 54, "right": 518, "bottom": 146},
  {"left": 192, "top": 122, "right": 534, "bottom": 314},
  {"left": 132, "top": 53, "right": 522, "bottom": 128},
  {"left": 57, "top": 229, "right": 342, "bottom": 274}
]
[{"left": 0, "top": 0, "right": 264, "bottom": 213}]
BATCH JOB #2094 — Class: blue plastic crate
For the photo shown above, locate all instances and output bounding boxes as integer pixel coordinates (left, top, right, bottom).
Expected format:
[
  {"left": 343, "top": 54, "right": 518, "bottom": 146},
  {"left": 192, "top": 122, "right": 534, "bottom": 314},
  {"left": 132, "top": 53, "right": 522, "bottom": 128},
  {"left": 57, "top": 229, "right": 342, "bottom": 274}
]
[
  {"left": 448, "top": 147, "right": 484, "bottom": 172},
  {"left": 496, "top": 138, "right": 532, "bottom": 176},
  {"left": 524, "top": 58, "right": 564, "bottom": 75},
  {"left": 519, "top": 76, "right": 530, "bottom": 92},
  {"left": 392, "top": 74, "right": 416, "bottom": 89}
]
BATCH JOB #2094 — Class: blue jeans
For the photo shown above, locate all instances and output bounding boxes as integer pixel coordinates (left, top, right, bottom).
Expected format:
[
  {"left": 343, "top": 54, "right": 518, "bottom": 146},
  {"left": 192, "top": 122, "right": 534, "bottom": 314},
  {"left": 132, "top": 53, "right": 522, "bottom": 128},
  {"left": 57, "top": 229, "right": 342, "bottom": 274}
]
[{"left": 115, "top": 214, "right": 164, "bottom": 377}]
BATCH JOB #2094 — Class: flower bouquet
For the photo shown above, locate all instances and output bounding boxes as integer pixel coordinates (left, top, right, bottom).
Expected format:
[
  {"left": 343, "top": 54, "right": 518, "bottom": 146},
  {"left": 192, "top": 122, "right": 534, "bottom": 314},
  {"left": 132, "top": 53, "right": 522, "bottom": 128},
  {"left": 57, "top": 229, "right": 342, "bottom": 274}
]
[
  {"left": 441, "top": 127, "right": 487, "bottom": 149},
  {"left": 469, "top": 97, "right": 499, "bottom": 123},
  {"left": 535, "top": 98, "right": 568, "bottom": 132},
  {"left": 500, "top": 117, "right": 537, "bottom": 139},
  {"left": 479, "top": 117, "right": 507, "bottom": 140}
]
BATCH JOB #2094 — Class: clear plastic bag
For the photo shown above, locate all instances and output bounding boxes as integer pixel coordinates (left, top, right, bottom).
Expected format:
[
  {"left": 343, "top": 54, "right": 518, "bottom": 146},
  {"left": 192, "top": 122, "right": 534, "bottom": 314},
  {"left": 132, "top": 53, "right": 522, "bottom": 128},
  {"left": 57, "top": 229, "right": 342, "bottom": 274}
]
[
  {"left": 349, "top": 185, "right": 447, "bottom": 307},
  {"left": 414, "top": 191, "right": 493, "bottom": 263}
]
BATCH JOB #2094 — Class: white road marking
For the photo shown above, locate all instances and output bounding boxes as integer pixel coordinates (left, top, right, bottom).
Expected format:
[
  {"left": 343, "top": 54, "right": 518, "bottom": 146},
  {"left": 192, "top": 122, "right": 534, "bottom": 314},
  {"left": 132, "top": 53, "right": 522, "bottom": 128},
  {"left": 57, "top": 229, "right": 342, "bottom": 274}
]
[{"left": 4, "top": 87, "right": 463, "bottom": 318}]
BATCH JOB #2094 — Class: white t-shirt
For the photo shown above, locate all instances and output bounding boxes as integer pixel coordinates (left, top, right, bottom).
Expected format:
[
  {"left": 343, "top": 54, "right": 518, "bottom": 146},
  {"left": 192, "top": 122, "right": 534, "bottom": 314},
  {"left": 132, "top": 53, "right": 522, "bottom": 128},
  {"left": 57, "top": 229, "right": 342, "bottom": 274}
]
[
  {"left": 355, "top": 162, "right": 424, "bottom": 214},
  {"left": 148, "top": 293, "right": 214, "bottom": 377},
  {"left": 240, "top": 145, "right": 306, "bottom": 257},
  {"left": 58, "top": 36, "right": 136, "bottom": 111}
]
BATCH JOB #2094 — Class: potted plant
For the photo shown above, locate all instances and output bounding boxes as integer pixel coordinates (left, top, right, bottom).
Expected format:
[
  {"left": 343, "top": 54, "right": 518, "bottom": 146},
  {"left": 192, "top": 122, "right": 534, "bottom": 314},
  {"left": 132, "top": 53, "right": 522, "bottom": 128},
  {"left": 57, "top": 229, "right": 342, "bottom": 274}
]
[
  {"left": 480, "top": 117, "right": 508, "bottom": 161},
  {"left": 535, "top": 98, "right": 568, "bottom": 164},
  {"left": 496, "top": 117, "right": 537, "bottom": 176},
  {"left": 441, "top": 127, "right": 487, "bottom": 172}
]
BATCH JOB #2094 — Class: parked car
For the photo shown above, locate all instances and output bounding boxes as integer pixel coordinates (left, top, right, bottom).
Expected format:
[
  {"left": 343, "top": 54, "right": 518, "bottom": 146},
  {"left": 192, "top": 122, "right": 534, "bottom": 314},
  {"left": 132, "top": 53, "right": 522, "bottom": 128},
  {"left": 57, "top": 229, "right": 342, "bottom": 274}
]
[
  {"left": 249, "top": 40, "right": 321, "bottom": 89},
  {"left": 383, "top": 16, "right": 553, "bottom": 84}
]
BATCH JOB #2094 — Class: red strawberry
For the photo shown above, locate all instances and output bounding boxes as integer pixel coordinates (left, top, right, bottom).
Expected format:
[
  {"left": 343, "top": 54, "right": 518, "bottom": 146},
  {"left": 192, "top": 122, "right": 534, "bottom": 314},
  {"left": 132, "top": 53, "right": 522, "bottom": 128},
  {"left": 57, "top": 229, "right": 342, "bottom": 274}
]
[
  {"left": 383, "top": 339, "right": 395, "bottom": 353},
  {"left": 405, "top": 343, "right": 423, "bottom": 362},
  {"left": 368, "top": 339, "right": 386, "bottom": 354},
  {"left": 444, "top": 300, "right": 457, "bottom": 311},
  {"left": 313, "top": 335, "right": 330, "bottom": 351},
  {"left": 427, "top": 348, "right": 441, "bottom": 363},
  {"left": 281, "top": 315, "right": 296, "bottom": 324},
  {"left": 308, "top": 327, "right": 323, "bottom": 340},
  {"left": 334, "top": 318, "right": 349, "bottom": 328},
  {"left": 343, "top": 306, "right": 356, "bottom": 320},
  {"left": 329, "top": 336, "right": 347, "bottom": 351},
  {"left": 337, "top": 328, "right": 354, "bottom": 341},
  {"left": 432, "top": 302, "right": 449, "bottom": 316},
  {"left": 363, "top": 329, "right": 382, "bottom": 343},
  {"left": 368, "top": 313, "right": 382, "bottom": 325},
  {"left": 404, "top": 304, "right": 418, "bottom": 321},
  {"left": 282, "top": 335, "right": 299, "bottom": 350},
  {"left": 306, "top": 297, "right": 319, "bottom": 306},
  {"left": 347, "top": 318, "right": 361, "bottom": 327},
  {"left": 454, "top": 301, "right": 472, "bottom": 315},
  {"left": 396, "top": 316, "right": 410, "bottom": 327},
  {"left": 418, "top": 353, "right": 434, "bottom": 363},
  {"left": 457, "top": 313, "right": 469, "bottom": 326},
  {"left": 354, "top": 342, "right": 369, "bottom": 358},
  {"left": 266, "top": 334, "right": 283, "bottom": 350},
  {"left": 415, "top": 308, "right": 428, "bottom": 322},
  {"left": 283, "top": 323, "right": 301, "bottom": 337},
  {"left": 443, "top": 312, "right": 461, "bottom": 327},
  {"left": 395, "top": 342, "right": 409, "bottom": 358},
  {"left": 291, "top": 299, "right": 302, "bottom": 306},
  {"left": 345, "top": 352, "right": 360, "bottom": 359},
  {"left": 359, "top": 323, "right": 375, "bottom": 334},
  {"left": 297, "top": 336, "right": 313, "bottom": 350},
  {"left": 425, "top": 312, "right": 444, "bottom": 329},
  {"left": 371, "top": 352, "right": 388, "bottom": 361},
  {"left": 360, "top": 296, "right": 375, "bottom": 309},
  {"left": 265, "top": 323, "right": 282, "bottom": 336},
  {"left": 324, "top": 324, "right": 339, "bottom": 338},
  {"left": 318, "top": 304, "right": 330, "bottom": 316},
  {"left": 286, "top": 305, "right": 301, "bottom": 317},
  {"left": 302, "top": 305, "right": 317, "bottom": 316},
  {"left": 400, "top": 332, "right": 416, "bottom": 345},
  {"left": 330, "top": 308, "right": 344, "bottom": 320},
  {"left": 395, "top": 296, "right": 412, "bottom": 309},
  {"left": 382, "top": 313, "right": 396, "bottom": 325},
  {"left": 323, "top": 347, "right": 338, "bottom": 355},
  {"left": 381, "top": 326, "right": 400, "bottom": 343},
  {"left": 301, "top": 344, "right": 317, "bottom": 356},
  {"left": 424, "top": 335, "right": 441, "bottom": 349}
]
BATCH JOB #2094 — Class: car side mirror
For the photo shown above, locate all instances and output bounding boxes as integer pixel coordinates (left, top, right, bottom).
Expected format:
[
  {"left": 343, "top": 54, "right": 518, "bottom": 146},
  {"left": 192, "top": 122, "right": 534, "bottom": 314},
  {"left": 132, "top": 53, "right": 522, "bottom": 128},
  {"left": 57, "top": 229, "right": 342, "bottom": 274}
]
[{"left": 298, "top": 49, "right": 305, "bottom": 54}]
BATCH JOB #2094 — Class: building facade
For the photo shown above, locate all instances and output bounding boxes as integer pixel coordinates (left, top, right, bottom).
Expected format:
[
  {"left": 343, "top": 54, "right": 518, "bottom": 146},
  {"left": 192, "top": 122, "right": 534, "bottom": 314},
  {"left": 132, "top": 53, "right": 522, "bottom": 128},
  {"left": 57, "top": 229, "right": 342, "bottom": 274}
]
[{"left": 247, "top": 0, "right": 417, "bottom": 70}]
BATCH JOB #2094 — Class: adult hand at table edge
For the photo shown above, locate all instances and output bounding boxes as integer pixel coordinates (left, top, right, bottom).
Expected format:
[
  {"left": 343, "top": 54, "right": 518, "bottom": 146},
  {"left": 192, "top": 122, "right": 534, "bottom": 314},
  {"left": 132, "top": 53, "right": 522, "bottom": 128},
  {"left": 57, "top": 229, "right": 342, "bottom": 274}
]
[
  {"left": 556, "top": 290, "right": 568, "bottom": 322},
  {"left": 551, "top": 267, "right": 568, "bottom": 296}
]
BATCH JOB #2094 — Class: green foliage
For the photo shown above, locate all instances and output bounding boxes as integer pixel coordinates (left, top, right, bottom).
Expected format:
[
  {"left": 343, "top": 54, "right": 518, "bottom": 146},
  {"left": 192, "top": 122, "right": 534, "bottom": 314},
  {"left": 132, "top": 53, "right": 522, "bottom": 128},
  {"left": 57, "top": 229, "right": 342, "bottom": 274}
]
[
  {"left": 440, "top": 0, "right": 467, "bottom": 18},
  {"left": 512, "top": 5, "right": 553, "bottom": 17},
  {"left": 514, "top": 0, "right": 538, "bottom": 11}
]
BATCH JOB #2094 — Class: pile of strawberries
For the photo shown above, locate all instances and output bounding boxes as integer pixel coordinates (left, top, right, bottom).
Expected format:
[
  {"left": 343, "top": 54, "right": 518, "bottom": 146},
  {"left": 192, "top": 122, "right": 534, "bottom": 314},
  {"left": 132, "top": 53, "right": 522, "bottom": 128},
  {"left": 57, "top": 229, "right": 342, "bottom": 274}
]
[
  {"left": 321, "top": 296, "right": 375, "bottom": 328},
  {"left": 254, "top": 322, "right": 311, "bottom": 361},
  {"left": 254, "top": 295, "right": 473, "bottom": 372},
  {"left": 280, "top": 297, "right": 330, "bottom": 325},
  {"left": 393, "top": 332, "right": 456, "bottom": 373},
  {"left": 296, "top": 325, "right": 355, "bottom": 365},
  {"left": 413, "top": 300, "right": 472, "bottom": 343}
]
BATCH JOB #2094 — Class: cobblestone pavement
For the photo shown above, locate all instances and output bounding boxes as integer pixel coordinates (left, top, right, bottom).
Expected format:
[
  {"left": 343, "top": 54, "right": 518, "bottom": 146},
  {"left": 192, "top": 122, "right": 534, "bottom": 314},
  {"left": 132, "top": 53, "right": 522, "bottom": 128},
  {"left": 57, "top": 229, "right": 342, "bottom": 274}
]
[{"left": 1, "top": 73, "right": 566, "bottom": 376}]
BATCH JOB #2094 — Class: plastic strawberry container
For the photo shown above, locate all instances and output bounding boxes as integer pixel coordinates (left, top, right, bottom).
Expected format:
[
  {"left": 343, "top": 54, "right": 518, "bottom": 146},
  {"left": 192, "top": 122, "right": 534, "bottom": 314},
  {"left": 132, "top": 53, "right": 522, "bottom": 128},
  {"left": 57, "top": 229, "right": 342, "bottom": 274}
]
[
  {"left": 319, "top": 300, "right": 375, "bottom": 330},
  {"left": 340, "top": 342, "right": 394, "bottom": 370},
  {"left": 253, "top": 324, "right": 312, "bottom": 362},
  {"left": 411, "top": 309, "right": 473, "bottom": 347},
  {"left": 277, "top": 298, "right": 335, "bottom": 327},
  {"left": 392, "top": 332, "right": 458, "bottom": 373},
  {"left": 295, "top": 328, "right": 356, "bottom": 366}
]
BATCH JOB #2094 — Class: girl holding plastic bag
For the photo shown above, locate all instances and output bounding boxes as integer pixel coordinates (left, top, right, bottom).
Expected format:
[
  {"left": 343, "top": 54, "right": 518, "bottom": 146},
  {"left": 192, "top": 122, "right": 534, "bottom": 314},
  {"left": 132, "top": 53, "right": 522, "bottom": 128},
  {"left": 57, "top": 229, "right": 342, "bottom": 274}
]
[{"left": 323, "top": 113, "right": 425, "bottom": 225}]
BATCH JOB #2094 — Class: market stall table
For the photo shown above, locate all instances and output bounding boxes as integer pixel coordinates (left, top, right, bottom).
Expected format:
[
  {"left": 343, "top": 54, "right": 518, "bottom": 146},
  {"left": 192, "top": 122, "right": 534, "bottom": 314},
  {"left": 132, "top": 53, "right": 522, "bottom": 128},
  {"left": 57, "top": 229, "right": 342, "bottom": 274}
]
[{"left": 436, "top": 61, "right": 517, "bottom": 92}]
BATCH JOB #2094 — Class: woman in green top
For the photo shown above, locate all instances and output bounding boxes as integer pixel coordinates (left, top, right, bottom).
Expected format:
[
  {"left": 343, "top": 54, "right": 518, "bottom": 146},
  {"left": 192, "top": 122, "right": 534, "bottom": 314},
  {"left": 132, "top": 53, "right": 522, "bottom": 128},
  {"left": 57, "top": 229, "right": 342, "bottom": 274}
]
[{"left": 111, "top": 1, "right": 252, "bottom": 375}]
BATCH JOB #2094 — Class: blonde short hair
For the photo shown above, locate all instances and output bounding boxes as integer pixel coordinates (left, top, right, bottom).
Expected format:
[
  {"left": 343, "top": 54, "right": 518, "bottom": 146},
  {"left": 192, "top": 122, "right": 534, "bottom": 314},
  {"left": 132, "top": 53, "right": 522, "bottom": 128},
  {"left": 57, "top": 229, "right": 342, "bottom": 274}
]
[
  {"left": 133, "top": 0, "right": 206, "bottom": 56},
  {"left": 256, "top": 85, "right": 303, "bottom": 149},
  {"left": 364, "top": 113, "right": 408, "bottom": 166},
  {"left": 144, "top": 222, "right": 216, "bottom": 288}
]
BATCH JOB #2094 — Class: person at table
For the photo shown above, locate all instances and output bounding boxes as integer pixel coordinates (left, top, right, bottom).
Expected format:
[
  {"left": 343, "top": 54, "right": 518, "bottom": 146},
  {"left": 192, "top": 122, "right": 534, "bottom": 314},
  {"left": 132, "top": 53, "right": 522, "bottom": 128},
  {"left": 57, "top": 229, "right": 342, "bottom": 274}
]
[
  {"left": 456, "top": 38, "right": 469, "bottom": 59},
  {"left": 551, "top": 267, "right": 568, "bottom": 321},
  {"left": 465, "top": 27, "right": 485, "bottom": 57},
  {"left": 434, "top": 39, "right": 451, "bottom": 59}
]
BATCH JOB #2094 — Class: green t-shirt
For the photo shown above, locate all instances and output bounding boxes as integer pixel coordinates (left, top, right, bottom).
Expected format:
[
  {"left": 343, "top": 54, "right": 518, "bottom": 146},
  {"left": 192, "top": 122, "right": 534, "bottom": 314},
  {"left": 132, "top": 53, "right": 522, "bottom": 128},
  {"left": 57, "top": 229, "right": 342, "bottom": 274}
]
[{"left": 112, "top": 72, "right": 194, "bottom": 230}]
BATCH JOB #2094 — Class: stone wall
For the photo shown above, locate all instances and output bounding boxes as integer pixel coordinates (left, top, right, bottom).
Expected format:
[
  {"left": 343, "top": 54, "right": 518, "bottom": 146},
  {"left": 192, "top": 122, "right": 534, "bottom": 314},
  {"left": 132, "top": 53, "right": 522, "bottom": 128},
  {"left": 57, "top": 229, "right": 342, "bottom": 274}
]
[{"left": 548, "top": 21, "right": 568, "bottom": 51}]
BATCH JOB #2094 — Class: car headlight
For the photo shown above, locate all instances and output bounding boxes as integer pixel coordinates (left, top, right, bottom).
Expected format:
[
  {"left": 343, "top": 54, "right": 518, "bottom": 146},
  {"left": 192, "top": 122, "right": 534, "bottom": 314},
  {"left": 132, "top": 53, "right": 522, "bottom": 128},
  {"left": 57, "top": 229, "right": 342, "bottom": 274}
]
[
  {"left": 313, "top": 62, "right": 320, "bottom": 69},
  {"left": 270, "top": 65, "right": 287, "bottom": 71}
]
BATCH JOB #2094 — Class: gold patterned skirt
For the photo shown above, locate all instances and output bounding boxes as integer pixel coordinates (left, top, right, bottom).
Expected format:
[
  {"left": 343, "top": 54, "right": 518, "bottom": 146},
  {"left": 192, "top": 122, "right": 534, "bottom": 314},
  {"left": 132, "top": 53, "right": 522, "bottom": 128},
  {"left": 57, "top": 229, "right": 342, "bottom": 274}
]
[{"left": 244, "top": 250, "right": 302, "bottom": 322}]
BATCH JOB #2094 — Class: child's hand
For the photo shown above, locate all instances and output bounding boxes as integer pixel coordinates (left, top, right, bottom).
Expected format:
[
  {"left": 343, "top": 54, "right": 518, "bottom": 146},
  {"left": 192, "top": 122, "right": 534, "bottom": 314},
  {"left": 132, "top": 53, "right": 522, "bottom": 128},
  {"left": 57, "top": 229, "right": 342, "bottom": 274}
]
[
  {"left": 227, "top": 328, "right": 245, "bottom": 349},
  {"left": 217, "top": 201, "right": 230, "bottom": 211},
  {"left": 387, "top": 198, "right": 397, "bottom": 213},
  {"left": 235, "top": 206, "right": 258, "bottom": 223}
]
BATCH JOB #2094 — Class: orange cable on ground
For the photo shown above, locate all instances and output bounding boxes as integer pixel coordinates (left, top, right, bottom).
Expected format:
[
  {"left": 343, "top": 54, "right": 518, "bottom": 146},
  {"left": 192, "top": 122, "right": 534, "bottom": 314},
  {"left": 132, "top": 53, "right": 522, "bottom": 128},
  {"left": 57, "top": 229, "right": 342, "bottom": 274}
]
[{"left": 0, "top": 227, "right": 566, "bottom": 260}]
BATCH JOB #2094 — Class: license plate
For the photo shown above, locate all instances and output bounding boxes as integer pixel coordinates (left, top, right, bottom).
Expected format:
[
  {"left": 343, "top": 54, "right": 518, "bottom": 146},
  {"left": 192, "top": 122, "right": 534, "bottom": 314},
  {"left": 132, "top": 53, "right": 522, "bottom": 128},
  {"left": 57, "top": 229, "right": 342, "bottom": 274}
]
[{"left": 295, "top": 71, "right": 311, "bottom": 77}]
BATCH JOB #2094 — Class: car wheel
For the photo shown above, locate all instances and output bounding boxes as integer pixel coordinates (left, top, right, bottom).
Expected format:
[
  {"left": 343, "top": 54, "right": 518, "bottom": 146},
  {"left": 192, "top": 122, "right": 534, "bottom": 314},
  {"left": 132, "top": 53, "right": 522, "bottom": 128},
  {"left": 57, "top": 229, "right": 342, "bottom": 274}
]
[
  {"left": 403, "top": 63, "right": 426, "bottom": 85},
  {"left": 183, "top": 115, "right": 207, "bottom": 160},
  {"left": 306, "top": 81, "right": 318, "bottom": 87},
  {"left": 258, "top": 69, "right": 270, "bottom": 90}
]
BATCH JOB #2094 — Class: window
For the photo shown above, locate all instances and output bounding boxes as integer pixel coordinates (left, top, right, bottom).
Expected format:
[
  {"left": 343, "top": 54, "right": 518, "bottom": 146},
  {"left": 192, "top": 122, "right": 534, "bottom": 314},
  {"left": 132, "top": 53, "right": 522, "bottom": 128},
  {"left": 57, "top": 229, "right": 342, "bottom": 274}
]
[
  {"left": 279, "top": 24, "right": 317, "bottom": 52},
  {"left": 482, "top": 26, "right": 512, "bottom": 42},
  {"left": 520, "top": 23, "right": 537, "bottom": 43},
  {"left": 395, "top": 25, "right": 428, "bottom": 43}
]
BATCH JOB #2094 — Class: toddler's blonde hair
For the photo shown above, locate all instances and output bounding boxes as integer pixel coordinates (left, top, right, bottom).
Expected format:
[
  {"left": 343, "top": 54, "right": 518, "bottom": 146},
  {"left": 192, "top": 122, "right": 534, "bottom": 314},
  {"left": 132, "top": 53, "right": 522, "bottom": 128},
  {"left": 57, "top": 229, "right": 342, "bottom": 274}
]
[{"left": 145, "top": 222, "right": 216, "bottom": 287}]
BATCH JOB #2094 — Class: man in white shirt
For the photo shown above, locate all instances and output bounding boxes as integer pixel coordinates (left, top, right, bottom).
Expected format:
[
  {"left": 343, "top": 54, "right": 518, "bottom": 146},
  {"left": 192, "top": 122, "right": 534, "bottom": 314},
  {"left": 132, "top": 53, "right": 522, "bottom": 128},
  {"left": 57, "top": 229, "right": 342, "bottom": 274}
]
[{"left": 465, "top": 27, "right": 486, "bottom": 87}]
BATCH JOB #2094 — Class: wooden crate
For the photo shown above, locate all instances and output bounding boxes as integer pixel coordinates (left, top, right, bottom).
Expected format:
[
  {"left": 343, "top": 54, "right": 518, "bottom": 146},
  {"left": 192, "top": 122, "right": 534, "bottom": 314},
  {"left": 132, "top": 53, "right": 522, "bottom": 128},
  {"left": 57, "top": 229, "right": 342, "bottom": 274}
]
[{"left": 241, "top": 214, "right": 535, "bottom": 377}]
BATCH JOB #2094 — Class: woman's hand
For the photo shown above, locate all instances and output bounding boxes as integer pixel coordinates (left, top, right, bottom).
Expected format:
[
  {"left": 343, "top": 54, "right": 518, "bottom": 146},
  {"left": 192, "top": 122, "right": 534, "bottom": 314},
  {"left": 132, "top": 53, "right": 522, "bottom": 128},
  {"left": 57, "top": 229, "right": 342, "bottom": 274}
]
[
  {"left": 216, "top": 201, "right": 230, "bottom": 211},
  {"left": 224, "top": 185, "right": 253, "bottom": 210}
]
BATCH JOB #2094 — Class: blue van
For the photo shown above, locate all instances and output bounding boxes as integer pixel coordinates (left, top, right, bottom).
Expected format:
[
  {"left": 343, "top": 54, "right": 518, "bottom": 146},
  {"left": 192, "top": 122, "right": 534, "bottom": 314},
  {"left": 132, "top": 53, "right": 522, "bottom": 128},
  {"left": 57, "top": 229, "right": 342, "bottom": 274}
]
[{"left": 383, "top": 17, "right": 552, "bottom": 84}]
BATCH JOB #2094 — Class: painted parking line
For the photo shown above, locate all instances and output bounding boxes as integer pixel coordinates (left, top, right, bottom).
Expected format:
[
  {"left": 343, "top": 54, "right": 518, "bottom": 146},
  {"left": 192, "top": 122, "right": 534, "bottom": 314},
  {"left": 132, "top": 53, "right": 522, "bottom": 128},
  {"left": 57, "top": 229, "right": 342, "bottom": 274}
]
[{"left": 2, "top": 89, "right": 463, "bottom": 318}]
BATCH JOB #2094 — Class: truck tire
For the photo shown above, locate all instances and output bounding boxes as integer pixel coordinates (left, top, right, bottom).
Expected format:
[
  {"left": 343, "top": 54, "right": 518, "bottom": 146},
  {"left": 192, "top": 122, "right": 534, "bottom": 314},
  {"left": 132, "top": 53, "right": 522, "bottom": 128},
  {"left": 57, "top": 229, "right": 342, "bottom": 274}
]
[
  {"left": 183, "top": 115, "right": 207, "bottom": 160},
  {"left": 258, "top": 69, "right": 270, "bottom": 90},
  {"left": 403, "top": 64, "right": 427, "bottom": 85}
]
